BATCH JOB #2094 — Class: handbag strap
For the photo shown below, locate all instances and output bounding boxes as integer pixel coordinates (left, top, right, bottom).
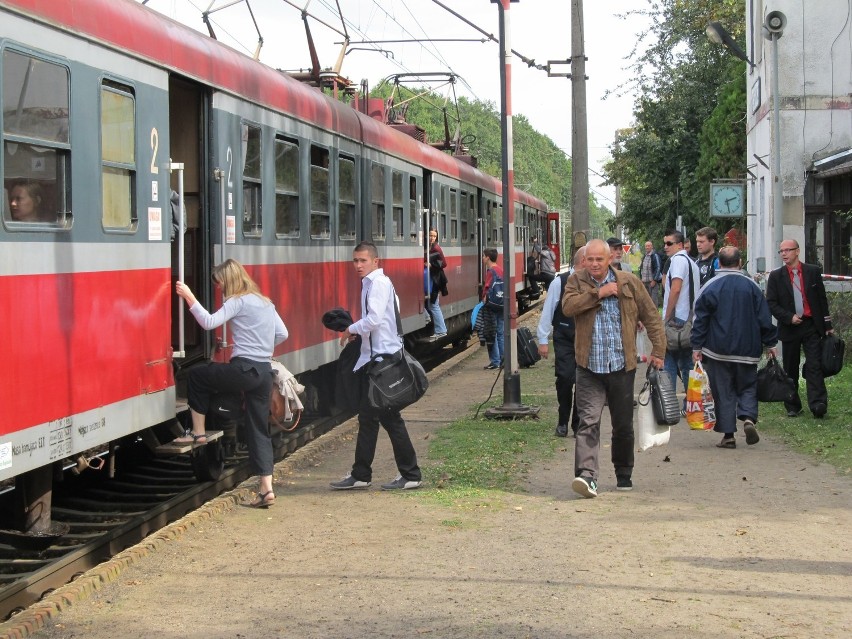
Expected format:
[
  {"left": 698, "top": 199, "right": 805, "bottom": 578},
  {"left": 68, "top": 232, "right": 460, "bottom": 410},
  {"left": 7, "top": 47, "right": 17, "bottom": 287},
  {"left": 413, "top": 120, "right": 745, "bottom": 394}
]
[
  {"left": 667, "top": 254, "right": 696, "bottom": 319},
  {"left": 365, "top": 281, "right": 403, "bottom": 359}
]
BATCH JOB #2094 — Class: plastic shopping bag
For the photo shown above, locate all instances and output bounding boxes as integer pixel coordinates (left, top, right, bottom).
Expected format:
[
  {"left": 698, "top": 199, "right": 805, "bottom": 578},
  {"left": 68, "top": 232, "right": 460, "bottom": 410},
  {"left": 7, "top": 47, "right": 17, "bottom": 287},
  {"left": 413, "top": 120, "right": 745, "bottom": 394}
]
[
  {"left": 636, "top": 328, "right": 649, "bottom": 363},
  {"left": 636, "top": 380, "right": 671, "bottom": 451},
  {"left": 685, "top": 361, "right": 716, "bottom": 430}
]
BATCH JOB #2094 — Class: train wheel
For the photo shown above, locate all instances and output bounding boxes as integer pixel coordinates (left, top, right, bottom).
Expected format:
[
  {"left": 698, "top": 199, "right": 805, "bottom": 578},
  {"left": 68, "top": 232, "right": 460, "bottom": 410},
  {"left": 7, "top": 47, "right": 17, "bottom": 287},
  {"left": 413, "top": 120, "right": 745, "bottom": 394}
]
[{"left": 190, "top": 439, "right": 224, "bottom": 481}]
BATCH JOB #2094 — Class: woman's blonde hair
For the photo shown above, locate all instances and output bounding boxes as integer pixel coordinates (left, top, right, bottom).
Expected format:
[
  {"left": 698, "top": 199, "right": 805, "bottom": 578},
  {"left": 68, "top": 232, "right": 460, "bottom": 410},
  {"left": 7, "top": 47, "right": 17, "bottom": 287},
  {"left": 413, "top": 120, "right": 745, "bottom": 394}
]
[{"left": 211, "top": 259, "right": 269, "bottom": 302}]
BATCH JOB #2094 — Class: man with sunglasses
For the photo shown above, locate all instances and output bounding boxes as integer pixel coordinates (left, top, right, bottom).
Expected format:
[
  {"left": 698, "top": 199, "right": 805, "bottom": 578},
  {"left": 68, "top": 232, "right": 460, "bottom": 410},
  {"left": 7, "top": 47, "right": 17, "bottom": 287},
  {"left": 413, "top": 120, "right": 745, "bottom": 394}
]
[
  {"left": 766, "top": 239, "right": 834, "bottom": 418},
  {"left": 662, "top": 230, "right": 701, "bottom": 409}
]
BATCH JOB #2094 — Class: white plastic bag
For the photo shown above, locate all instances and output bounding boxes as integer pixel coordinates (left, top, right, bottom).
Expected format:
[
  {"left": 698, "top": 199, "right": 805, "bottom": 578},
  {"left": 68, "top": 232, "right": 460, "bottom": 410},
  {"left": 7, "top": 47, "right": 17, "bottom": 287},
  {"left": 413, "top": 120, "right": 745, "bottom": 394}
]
[
  {"left": 636, "top": 383, "right": 671, "bottom": 451},
  {"left": 636, "top": 328, "right": 649, "bottom": 363}
]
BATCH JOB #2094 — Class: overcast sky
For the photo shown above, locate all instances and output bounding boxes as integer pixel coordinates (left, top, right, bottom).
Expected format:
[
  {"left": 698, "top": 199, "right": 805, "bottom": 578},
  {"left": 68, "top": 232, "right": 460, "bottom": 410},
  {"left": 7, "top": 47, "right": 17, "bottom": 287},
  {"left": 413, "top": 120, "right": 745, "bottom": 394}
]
[{"left": 147, "top": 0, "right": 652, "bottom": 211}]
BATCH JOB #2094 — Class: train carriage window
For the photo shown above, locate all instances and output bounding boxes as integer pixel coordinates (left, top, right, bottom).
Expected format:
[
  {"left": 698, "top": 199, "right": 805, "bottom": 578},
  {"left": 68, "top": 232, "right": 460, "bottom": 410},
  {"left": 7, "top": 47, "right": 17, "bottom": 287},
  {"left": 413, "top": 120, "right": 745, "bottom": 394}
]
[
  {"left": 101, "top": 81, "right": 136, "bottom": 230},
  {"left": 338, "top": 155, "right": 356, "bottom": 241},
  {"left": 3, "top": 50, "right": 71, "bottom": 226},
  {"left": 274, "top": 136, "right": 299, "bottom": 237},
  {"left": 371, "top": 164, "right": 385, "bottom": 241},
  {"left": 464, "top": 192, "right": 475, "bottom": 243},
  {"left": 241, "top": 124, "right": 262, "bottom": 235},
  {"left": 392, "top": 170, "right": 404, "bottom": 241},
  {"left": 310, "top": 145, "right": 330, "bottom": 240},
  {"left": 450, "top": 188, "right": 458, "bottom": 242},
  {"left": 514, "top": 203, "right": 522, "bottom": 244},
  {"left": 408, "top": 176, "right": 418, "bottom": 243},
  {"left": 460, "top": 190, "right": 468, "bottom": 244},
  {"left": 440, "top": 185, "right": 448, "bottom": 240}
]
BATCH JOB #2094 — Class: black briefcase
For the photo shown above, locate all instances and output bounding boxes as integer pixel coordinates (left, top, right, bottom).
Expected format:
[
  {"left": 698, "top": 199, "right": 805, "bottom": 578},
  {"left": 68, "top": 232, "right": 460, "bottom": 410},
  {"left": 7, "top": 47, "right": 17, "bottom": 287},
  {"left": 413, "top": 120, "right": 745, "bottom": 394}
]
[
  {"left": 821, "top": 334, "right": 845, "bottom": 378},
  {"left": 646, "top": 367, "right": 681, "bottom": 426}
]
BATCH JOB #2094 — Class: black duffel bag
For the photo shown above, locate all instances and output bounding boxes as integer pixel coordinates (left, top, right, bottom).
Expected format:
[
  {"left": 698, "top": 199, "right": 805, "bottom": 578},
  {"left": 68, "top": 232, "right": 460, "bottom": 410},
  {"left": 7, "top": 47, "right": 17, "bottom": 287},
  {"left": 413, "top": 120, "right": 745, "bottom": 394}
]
[
  {"left": 821, "top": 334, "right": 845, "bottom": 378},
  {"left": 757, "top": 356, "right": 797, "bottom": 403},
  {"left": 366, "top": 349, "right": 429, "bottom": 412}
]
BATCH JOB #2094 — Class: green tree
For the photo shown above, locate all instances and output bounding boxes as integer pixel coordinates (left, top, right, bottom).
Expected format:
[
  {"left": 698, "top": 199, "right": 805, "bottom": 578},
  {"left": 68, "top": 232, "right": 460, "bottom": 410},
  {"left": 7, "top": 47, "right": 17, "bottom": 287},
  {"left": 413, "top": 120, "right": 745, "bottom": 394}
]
[{"left": 603, "top": 0, "right": 746, "bottom": 242}]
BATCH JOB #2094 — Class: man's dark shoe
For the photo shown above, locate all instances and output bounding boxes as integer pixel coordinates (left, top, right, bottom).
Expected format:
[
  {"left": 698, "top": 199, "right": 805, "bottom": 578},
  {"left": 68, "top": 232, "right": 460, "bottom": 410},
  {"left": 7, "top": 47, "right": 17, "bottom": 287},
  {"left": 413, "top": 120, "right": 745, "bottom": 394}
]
[
  {"left": 380, "top": 475, "right": 422, "bottom": 490},
  {"left": 572, "top": 476, "right": 597, "bottom": 498},
  {"left": 329, "top": 474, "right": 371, "bottom": 490},
  {"left": 786, "top": 409, "right": 803, "bottom": 417},
  {"left": 812, "top": 402, "right": 827, "bottom": 418},
  {"left": 616, "top": 476, "right": 633, "bottom": 491},
  {"left": 743, "top": 419, "right": 759, "bottom": 445},
  {"left": 555, "top": 423, "right": 568, "bottom": 437}
]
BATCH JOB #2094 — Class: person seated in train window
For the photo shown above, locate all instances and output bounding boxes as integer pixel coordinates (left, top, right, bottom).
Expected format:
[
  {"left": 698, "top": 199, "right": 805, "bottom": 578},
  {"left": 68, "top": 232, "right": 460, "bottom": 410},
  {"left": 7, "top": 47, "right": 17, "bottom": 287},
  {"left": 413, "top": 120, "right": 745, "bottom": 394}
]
[{"left": 8, "top": 181, "right": 48, "bottom": 222}]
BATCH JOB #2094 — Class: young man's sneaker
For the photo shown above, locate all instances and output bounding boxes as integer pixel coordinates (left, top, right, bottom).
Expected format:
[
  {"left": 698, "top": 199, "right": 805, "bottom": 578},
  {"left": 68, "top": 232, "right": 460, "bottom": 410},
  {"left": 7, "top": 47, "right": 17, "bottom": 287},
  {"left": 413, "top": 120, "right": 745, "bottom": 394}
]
[
  {"left": 329, "top": 474, "right": 371, "bottom": 490},
  {"left": 743, "top": 419, "right": 760, "bottom": 445},
  {"left": 380, "top": 475, "right": 422, "bottom": 490},
  {"left": 616, "top": 476, "right": 633, "bottom": 491},
  {"left": 572, "top": 476, "right": 598, "bottom": 498}
]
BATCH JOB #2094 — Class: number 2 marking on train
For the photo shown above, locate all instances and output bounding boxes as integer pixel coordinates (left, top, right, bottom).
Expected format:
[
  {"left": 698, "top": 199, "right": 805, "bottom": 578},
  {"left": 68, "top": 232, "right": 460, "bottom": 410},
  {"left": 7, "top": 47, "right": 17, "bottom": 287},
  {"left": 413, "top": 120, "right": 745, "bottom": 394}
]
[
  {"left": 150, "top": 128, "right": 159, "bottom": 174},
  {"left": 226, "top": 147, "right": 233, "bottom": 188}
]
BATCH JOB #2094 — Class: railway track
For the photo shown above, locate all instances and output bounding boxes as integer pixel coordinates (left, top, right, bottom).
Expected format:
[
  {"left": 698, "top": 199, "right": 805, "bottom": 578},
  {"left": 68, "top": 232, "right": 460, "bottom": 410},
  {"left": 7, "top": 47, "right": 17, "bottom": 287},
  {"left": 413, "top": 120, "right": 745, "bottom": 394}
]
[{"left": 0, "top": 415, "right": 342, "bottom": 622}]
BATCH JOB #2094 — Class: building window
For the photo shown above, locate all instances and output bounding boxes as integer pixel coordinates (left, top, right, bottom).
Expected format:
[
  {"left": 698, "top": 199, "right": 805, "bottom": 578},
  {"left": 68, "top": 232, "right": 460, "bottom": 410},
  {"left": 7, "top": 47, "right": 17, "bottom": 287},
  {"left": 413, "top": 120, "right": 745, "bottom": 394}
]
[
  {"left": 274, "top": 136, "right": 299, "bottom": 237},
  {"left": 310, "top": 145, "right": 330, "bottom": 239},
  {"left": 339, "top": 156, "right": 356, "bottom": 241},
  {"left": 3, "top": 50, "right": 71, "bottom": 227},
  {"left": 242, "top": 123, "right": 262, "bottom": 235},
  {"left": 101, "top": 81, "right": 136, "bottom": 230},
  {"left": 371, "top": 164, "right": 385, "bottom": 241}
]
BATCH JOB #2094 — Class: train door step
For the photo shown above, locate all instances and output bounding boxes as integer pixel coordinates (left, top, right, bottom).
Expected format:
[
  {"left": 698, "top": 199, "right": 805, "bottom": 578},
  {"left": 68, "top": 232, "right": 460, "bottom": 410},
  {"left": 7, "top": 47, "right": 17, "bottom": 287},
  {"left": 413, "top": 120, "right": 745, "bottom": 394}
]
[{"left": 154, "top": 430, "right": 224, "bottom": 455}]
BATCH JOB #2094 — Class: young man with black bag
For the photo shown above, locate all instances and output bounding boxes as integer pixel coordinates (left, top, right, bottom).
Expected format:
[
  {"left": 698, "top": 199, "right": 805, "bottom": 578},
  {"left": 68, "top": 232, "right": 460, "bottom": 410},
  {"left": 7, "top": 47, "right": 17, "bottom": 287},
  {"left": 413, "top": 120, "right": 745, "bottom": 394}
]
[{"left": 330, "top": 241, "right": 423, "bottom": 491}]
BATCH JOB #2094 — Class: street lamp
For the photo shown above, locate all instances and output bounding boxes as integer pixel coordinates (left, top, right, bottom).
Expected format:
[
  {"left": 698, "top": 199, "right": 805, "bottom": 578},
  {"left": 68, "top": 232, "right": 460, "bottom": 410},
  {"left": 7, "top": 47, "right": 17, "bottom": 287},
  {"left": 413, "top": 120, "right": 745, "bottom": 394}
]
[{"left": 705, "top": 21, "right": 755, "bottom": 68}]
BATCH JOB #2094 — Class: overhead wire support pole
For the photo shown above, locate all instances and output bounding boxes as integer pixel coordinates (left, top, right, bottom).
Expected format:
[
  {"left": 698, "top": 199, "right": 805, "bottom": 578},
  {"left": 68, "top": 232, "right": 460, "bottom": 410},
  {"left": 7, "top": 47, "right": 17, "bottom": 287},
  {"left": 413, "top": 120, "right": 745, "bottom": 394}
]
[
  {"left": 570, "top": 0, "right": 590, "bottom": 249},
  {"left": 486, "top": 0, "right": 539, "bottom": 421}
]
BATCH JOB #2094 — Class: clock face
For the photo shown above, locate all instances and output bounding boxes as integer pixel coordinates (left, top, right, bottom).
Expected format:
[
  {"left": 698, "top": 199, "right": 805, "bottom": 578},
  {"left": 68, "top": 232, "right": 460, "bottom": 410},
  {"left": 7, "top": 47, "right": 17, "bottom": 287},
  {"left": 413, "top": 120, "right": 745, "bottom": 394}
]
[{"left": 710, "top": 183, "right": 744, "bottom": 217}]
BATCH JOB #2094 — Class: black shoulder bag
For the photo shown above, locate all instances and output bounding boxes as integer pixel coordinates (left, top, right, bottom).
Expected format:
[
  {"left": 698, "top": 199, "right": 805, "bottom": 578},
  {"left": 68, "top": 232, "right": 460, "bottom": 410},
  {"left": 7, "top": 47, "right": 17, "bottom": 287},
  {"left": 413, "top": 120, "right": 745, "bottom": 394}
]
[{"left": 365, "top": 286, "right": 429, "bottom": 411}]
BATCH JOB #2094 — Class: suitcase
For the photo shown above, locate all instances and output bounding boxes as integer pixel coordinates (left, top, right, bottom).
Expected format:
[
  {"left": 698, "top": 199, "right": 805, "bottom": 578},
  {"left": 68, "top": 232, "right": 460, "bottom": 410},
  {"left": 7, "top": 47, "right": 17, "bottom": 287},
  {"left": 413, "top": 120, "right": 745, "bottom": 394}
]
[{"left": 516, "top": 326, "right": 541, "bottom": 368}]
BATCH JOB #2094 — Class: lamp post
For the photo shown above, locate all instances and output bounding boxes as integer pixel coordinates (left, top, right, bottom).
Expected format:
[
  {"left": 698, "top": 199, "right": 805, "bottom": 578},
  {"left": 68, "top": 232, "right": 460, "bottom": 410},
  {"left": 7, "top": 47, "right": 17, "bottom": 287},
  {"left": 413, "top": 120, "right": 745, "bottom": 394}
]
[
  {"left": 706, "top": 17, "right": 785, "bottom": 268},
  {"left": 764, "top": 12, "right": 786, "bottom": 268}
]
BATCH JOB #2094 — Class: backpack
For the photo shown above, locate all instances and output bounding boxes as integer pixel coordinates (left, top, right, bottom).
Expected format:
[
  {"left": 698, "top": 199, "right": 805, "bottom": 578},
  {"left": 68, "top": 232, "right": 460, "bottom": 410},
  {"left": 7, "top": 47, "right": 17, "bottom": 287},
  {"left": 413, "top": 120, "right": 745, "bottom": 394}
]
[{"left": 485, "top": 269, "right": 504, "bottom": 310}]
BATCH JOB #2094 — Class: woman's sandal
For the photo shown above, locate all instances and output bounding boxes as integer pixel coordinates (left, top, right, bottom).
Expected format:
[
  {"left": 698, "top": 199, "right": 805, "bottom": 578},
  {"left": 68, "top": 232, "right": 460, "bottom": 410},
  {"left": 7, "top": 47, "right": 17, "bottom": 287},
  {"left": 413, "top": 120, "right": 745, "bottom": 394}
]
[
  {"left": 716, "top": 437, "right": 736, "bottom": 449},
  {"left": 173, "top": 430, "right": 208, "bottom": 445},
  {"left": 248, "top": 491, "right": 275, "bottom": 509}
]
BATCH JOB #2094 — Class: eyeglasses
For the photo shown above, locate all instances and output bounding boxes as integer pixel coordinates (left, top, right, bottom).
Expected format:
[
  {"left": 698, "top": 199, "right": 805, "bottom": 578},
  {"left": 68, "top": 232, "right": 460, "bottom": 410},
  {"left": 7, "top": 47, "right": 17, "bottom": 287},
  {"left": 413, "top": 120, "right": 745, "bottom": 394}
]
[
  {"left": 778, "top": 248, "right": 798, "bottom": 254},
  {"left": 663, "top": 241, "right": 678, "bottom": 246}
]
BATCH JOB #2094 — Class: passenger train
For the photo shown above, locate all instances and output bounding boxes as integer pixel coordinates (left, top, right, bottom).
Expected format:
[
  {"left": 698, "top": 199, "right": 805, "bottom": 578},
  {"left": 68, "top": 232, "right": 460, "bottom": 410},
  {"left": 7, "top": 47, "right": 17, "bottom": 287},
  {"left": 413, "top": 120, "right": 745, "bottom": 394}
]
[{"left": 0, "top": 0, "right": 560, "bottom": 510}]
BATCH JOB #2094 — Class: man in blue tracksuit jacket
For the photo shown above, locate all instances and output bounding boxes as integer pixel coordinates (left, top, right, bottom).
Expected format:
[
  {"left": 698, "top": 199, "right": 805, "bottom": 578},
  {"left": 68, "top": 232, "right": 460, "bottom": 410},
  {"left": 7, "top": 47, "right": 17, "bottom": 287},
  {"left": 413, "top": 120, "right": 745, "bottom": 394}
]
[{"left": 690, "top": 246, "right": 778, "bottom": 449}]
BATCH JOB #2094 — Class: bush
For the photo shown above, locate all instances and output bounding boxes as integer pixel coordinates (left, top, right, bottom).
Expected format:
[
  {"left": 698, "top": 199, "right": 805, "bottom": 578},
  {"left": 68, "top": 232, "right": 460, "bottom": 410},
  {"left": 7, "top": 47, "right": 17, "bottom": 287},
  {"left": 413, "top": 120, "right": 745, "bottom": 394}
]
[{"left": 828, "top": 291, "right": 852, "bottom": 362}]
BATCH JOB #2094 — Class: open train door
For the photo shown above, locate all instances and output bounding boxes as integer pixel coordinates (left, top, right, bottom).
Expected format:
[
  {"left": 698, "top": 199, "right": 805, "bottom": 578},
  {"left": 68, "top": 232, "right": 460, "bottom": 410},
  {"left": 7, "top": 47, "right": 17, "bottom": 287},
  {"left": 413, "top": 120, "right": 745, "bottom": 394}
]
[
  {"left": 168, "top": 76, "right": 212, "bottom": 369},
  {"left": 546, "top": 211, "right": 561, "bottom": 271}
]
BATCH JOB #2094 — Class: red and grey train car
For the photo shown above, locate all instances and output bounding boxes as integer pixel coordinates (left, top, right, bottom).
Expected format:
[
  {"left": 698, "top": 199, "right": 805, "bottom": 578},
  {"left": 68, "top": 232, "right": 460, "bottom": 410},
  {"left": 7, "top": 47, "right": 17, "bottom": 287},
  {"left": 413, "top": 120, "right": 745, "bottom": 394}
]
[{"left": 0, "top": 0, "right": 552, "bottom": 495}]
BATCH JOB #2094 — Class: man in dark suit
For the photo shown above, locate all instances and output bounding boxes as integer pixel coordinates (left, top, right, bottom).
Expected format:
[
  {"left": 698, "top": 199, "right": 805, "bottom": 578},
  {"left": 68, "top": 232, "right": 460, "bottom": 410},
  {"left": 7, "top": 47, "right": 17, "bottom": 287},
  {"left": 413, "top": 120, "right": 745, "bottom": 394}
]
[{"left": 766, "top": 239, "right": 834, "bottom": 418}]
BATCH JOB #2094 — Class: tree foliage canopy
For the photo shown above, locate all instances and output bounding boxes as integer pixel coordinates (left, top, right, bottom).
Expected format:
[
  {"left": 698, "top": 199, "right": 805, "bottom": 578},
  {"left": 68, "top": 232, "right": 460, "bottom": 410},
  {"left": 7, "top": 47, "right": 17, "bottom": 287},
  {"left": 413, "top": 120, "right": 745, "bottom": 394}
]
[{"left": 603, "top": 0, "right": 747, "bottom": 243}]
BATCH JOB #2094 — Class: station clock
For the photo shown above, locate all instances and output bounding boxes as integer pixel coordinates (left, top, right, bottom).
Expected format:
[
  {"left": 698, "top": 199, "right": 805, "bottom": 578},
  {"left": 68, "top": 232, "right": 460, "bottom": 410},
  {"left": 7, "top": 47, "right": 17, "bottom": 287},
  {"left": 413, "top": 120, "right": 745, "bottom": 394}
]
[{"left": 709, "top": 183, "right": 745, "bottom": 218}]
